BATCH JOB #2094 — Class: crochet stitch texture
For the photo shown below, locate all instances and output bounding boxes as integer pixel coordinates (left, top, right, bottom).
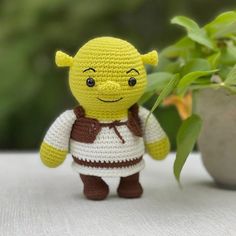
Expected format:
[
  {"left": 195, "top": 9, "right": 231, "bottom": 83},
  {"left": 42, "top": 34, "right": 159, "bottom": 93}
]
[{"left": 40, "top": 37, "right": 170, "bottom": 197}]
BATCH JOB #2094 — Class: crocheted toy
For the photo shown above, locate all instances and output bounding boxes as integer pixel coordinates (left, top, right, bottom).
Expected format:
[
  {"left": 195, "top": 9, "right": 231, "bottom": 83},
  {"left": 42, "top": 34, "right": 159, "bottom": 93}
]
[{"left": 40, "top": 37, "right": 170, "bottom": 200}]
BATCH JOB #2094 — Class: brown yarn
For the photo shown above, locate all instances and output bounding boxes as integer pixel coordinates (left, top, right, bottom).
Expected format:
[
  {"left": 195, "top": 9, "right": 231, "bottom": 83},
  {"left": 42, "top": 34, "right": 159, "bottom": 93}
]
[
  {"left": 127, "top": 107, "right": 142, "bottom": 137},
  {"left": 80, "top": 174, "right": 109, "bottom": 200},
  {"left": 100, "top": 120, "right": 127, "bottom": 143},
  {"left": 71, "top": 103, "right": 142, "bottom": 144},
  {"left": 73, "top": 156, "right": 142, "bottom": 168},
  {"left": 117, "top": 172, "right": 143, "bottom": 198},
  {"left": 71, "top": 116, "right": 101, "bottom": 143}
]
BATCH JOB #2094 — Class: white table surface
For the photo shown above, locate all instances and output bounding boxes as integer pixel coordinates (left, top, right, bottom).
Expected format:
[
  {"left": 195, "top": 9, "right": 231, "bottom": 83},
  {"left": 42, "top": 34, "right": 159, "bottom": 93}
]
[{"left": 0, "top": 153, "right": 235, "bottom": 236}]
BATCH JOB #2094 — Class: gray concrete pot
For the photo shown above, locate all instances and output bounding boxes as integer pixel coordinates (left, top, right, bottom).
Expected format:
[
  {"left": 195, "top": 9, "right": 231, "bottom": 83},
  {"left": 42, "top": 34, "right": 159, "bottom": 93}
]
[{"left": 194, "top": 88, "right": 236, "bottom": 189}]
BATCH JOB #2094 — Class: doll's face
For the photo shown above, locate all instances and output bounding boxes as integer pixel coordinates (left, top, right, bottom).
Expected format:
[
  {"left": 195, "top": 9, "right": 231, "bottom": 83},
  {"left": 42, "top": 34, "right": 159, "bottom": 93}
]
[{"left": 68, "top": 37, "right": 147, "bottom": 112}]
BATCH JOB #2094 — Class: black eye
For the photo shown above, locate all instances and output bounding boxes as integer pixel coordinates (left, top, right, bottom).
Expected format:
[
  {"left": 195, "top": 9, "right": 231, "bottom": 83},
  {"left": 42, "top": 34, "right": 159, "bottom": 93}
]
[
  {"left": 86, "top": 77, "right": 95, "bottom": 87},
  {"left": 128, "top": 77, "right": 136, "bottom": 87}
]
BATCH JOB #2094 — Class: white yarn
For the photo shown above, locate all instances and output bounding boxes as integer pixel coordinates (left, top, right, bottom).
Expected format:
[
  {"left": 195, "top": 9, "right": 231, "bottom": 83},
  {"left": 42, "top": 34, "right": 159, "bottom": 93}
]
[
  {"left": 44, "top": 110, "right": 76, "bottom": 150},
  {"left": 70, "top": 124, "right": 145, "bottom": 163},
  {"left": 71, "top": 159, "right": 145, "bottom": 177},
  {"left": 43, "top": 106, "right": 167, "bottom": 176},
  {"left": 139, "top": 107, "right": 166, "bottom": 143}
]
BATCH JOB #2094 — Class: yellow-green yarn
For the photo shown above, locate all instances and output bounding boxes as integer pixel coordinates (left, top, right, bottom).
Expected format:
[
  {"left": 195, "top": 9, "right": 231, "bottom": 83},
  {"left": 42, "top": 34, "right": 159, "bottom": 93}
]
[
  {"left": 40, "top": 142, "right": 67, "bottom": 168},
  {"left": 146, "top": 137, "right": 170, "bottom": 160},
  {"left": 55, "top": 51, "right": 73, "bottom": 67},
  {"left": 55, "top": 37, "right": 157, "bottom": 121},
  {"left": 69, "top": 37, "right": 146, "bottom": 120},
  {"left": 141, "top": 50, "right": 158, "bottom": 66}
]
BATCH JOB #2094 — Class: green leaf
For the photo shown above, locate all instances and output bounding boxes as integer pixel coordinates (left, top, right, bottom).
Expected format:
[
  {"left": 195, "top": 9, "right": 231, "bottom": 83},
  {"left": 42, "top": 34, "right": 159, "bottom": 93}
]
[
  {"left": 174, "top": 114, "right": 202, "bottom": 183},
  {"left": 206, "top": 11, "right": 236, "bottom": 26},
  {"left": 139, "top": 72, "right": 175, "bottom": 104},
  {"left": 177, "top": 70, "right": 218, "bottom": 95},
  {"left": 138, "top": 91, "right": 154, "bottom": 105},
  {"left": 220, "top": 43, "right": 236, "bottom": 66},
  {"left": 160, "top": 60, "right": 182, "bottom": 74},
  {"left": 232, "top": 35, "right": 236, "bottom": 43},
  {"left": 145, "top": 74, "right": 180, "bottom": 125},
  {"left": 171, "top": 16, "right": 200, "bottom": 32},
  {"left": 218, "top": 66, "right": 233, "bottom": 80},
  {"left": 189, "top": 83, "right": 221, "bottom": 91},
  {"left": 146, "top": 72, "right": 174, "bottom": 93},
  {"left": 215, "top": 22, "right": 236, "bottom": 38},
  {"left": 224, "top": 65, "right": 236, "bottom": 85},
  {"left": 181, "top": 58, "right": 211, "bottom": 76},
  {"left": 160, "top": 37, "right": 195, "bottom": 59},
  {"left": 207, "top": 51, "right": 221, "bottom": 69},
  {"left": 205, "top": 11, "right": 236, "bottom": 38},
  {"left": 171, "top": 16, "right": 215, "bottom": 49}
]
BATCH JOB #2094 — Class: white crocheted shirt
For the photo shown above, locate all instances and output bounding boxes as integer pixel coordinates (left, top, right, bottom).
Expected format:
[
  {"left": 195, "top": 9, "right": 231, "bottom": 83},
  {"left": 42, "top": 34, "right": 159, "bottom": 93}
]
[{"left": 44, "top": 106, "right": 166, "bottom": 177}]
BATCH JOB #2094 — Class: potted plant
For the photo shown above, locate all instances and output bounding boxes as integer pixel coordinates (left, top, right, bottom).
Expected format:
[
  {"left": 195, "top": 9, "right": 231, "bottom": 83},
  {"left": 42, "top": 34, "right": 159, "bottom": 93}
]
[{"left": 141, "top": 11, "right": 236, "bottom": 189}]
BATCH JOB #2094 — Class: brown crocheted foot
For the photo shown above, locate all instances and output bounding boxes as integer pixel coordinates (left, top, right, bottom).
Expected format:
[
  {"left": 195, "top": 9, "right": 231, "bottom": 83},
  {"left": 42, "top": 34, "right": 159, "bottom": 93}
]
[
  {"left": 80, "top": 174, "right": 109, "bottom": 200},
  {"left": 117, "top": 172, "right": 143, "bottom": 198}
]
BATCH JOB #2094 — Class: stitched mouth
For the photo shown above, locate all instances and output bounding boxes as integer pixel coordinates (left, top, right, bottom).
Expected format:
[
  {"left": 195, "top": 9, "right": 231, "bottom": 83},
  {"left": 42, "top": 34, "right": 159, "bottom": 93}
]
[{"left": 97, "top": 97, "right": 123, "bottom": 103}]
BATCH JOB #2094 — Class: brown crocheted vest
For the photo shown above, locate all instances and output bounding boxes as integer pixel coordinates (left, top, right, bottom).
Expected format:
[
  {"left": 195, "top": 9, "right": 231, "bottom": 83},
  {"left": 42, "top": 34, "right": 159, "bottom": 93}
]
[{"left": 70, "top": 103, "right": 142, "bottom": 144}]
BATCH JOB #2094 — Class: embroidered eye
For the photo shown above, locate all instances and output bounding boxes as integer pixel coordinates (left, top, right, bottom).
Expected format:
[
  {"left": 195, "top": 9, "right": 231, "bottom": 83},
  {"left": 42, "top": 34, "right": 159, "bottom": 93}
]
[
  {"left": 86, "top": 77, "right": 95, "bottom": 87},
  {"left": 128, "top": 77, "right": 136, "bottom": 87}
]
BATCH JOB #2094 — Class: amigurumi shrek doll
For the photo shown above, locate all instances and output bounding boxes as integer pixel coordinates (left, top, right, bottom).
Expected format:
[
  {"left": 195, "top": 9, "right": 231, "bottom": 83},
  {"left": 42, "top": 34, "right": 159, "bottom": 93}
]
[{"left": 40, "top": 37, "right": 170, "bottom": 200}]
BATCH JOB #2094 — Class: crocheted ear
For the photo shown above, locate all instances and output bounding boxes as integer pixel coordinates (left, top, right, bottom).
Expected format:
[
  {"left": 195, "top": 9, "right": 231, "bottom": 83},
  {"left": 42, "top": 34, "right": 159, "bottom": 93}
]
[
  {"left": 55, "top": 51, "right": 73, "bottom": 67},
  {"left": 141, "top": 50, "right": 158, "bottom": 66}
]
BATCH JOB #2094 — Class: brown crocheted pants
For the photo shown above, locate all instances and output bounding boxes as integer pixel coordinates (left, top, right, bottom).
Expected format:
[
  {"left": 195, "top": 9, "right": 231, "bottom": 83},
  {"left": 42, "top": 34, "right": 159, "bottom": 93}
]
[{"left": 80, "top": 172, "right": 143, "bottom": 200}]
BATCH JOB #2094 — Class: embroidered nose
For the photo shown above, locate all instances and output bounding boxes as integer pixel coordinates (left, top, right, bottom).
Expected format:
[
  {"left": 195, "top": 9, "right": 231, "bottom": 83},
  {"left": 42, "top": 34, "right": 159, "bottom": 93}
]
[{"left": 98, "top": 81, "right": 121, "bottom": 95}]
